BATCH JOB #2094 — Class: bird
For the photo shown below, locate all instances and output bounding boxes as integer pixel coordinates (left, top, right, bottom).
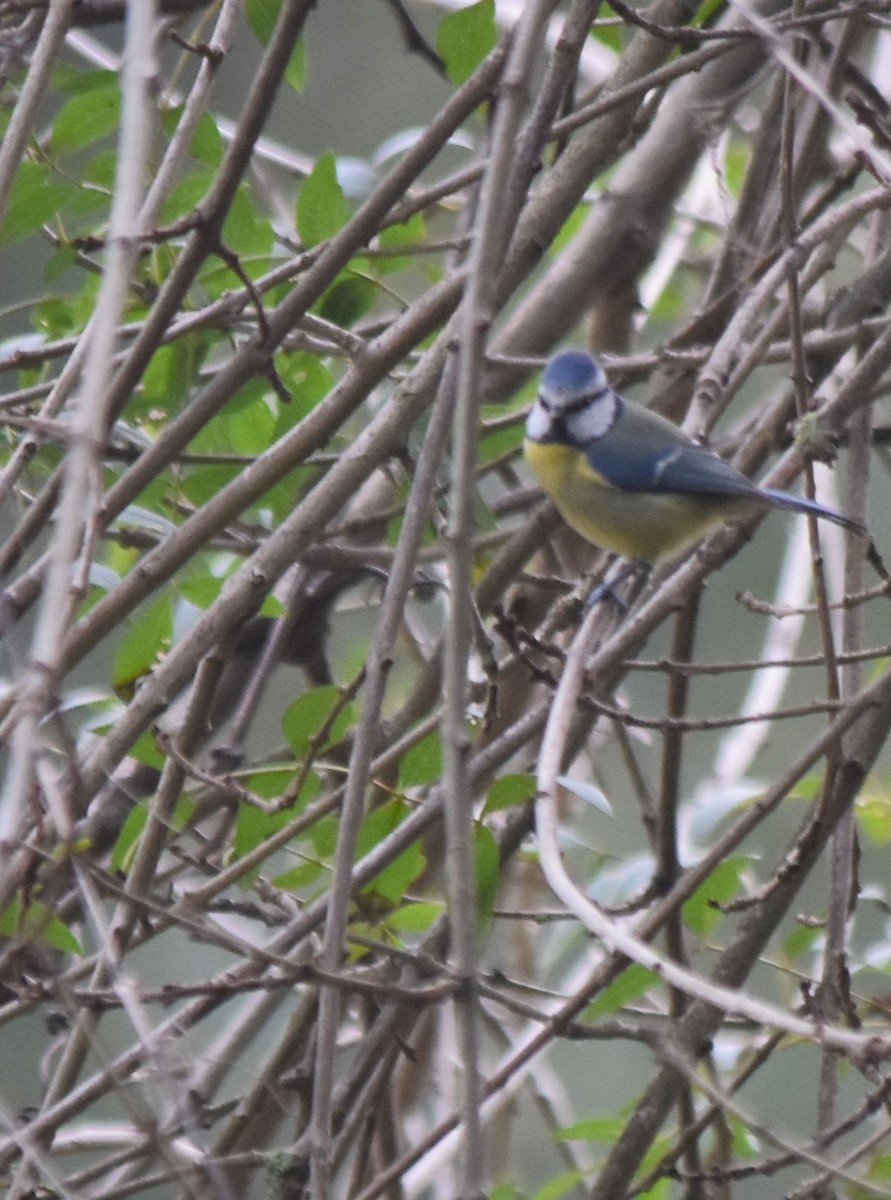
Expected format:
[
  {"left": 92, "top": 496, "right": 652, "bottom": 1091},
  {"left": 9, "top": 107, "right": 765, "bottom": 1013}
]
[{"left": 524, "top": 349, "right": 865, "bottom": 563}]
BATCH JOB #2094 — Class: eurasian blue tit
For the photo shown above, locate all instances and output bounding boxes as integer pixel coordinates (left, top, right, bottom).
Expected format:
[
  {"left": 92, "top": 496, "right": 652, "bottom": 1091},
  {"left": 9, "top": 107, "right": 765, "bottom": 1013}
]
[{"left": 524, "top": 350, "right": 864, "bottom": 562}]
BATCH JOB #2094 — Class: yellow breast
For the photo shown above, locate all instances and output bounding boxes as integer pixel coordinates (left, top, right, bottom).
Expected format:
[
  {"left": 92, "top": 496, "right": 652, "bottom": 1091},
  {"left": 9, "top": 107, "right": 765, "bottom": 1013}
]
[{"left": 523, "top": 438, "right": 742, "bottom": 561}]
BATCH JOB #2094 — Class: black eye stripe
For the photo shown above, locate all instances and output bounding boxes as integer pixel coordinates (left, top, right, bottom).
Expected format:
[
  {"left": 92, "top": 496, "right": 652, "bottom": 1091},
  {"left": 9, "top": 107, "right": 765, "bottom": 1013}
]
[
  {"left": 562, "top": 393, "right": 596, "bottom": 416},
  {"left": 552, "top": 386, "right": 609, "bottom": 417},
  {"left": 537, "top": 384, "right": 611, "bottom": 426}
]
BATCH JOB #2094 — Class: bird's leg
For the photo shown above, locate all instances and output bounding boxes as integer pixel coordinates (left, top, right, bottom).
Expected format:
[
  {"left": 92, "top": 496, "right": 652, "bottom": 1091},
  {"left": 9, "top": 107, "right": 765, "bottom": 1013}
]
[{"left": 585, "top": 557, "right": 650, "bottom": 611}]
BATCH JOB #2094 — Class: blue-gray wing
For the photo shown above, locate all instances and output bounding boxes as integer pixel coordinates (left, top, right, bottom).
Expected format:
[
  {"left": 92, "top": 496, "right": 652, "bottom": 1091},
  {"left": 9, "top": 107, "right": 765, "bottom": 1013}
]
[
  {"left": 582, "top": 397, "right": 864, "bottom": 533},
  {"left": 584, "top": 401, "right": 760, "bottom": 499}
]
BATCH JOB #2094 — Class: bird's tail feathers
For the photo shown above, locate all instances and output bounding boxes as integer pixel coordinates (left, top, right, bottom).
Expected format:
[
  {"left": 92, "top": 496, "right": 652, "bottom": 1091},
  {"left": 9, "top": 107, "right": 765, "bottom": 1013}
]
[{"left": 760, "top": 488, "right": 867, "bottom": 537}]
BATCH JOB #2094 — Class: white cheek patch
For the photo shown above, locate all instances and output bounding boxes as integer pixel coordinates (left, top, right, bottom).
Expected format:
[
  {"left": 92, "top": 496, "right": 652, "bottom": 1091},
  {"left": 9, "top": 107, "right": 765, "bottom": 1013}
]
[
  {"left": 526, "top": 402, "right": 552, "bottom": 441},
  {"left": 566, "top": 391, "right": 618, "bottom": 443},
  {"left": 526, "top": 386, "right": 618, "bottom": 444}
]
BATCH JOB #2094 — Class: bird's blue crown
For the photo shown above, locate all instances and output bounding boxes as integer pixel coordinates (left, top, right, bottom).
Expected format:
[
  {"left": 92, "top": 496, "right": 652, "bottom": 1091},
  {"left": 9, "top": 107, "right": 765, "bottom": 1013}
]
[{"left": 541, "top": 350, "right": 606, "bottom": 398}]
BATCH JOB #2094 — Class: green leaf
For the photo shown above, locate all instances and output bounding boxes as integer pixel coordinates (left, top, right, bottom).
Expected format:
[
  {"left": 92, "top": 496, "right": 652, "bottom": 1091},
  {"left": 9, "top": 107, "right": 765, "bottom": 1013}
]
[
  {"left": 49, "top": 78, "right": 121, "bottom": 155},
  {"left": 282, "top": 36, "right": 309, "bottom": 91},
  {"left": 83, "top": 148, "right": 117, "bottom": 189},
  {"left": 309, "top": 812, "right": 338, "bottom": 857},
  {"left": 178, "top": 464, "right": 240, "bottom": 508},
  {"left": 58, "top": 174, "right": 112, "bottom": 226},
  {"left": 436, "top": 0, "right": 497, "bottom": 86},
  {"left": 130, "top": 728, "right": 166, "bottom": 770},
  {"left": 592, "top": 3, "right": 624, "bottom": 52},
  {"left": 43, "top": 243, "right": 81, "bottom": 283},
  {"left": 376, "top": 212, "right": 426, "bottom": 273},
  {"left": 782, "top": 920, "right": 822, "bottom": 962},
  {"left": 33, "top": 292, "right": 95, "bottom": 339},
  {"left": 478, "top": 417, "right": 522, "bottom": 465},
  {"left": 177, "top": 571, "right": 226, "bottom": 611},
  {"left": 188, "top": 379, "right": 267, "bottom": 453},
  {"left": 111, "top": 795, "right": 194, "bottom": 873},
  {"left": 386, "top": 900, "right": 443, "bottom": 932},
  {"left": 723, "top": 136, "right": 750, "bottom": 198},
  {"left": 683, "top": 856, "right": 746, "bottom": 935},
  {"left": 552, "top": 199, "right": 589, "bottom": 255},
  {"left": 247, "top": 767, "right": 304, "bottom": 802},
  {"left": 161, "top": 105, "right": 225, "bottom": 168},
  {"left": 475, "top": 821, "right": 500, "bottom": 922},
  {"left": 273, "top": 351, "right": 333, "bottom": 431},
  {"left": 53, "top": 65, "right": 115, "bottom": 96},
  {"left": 0, "top": 160, "right": 71, "bottom": 245},
  {"left": 224, "top": 389, "right": 276, "bottom": 455},
  {"left": 245, "top": 0, "right": 278, "bottom": 40},
  {"left": 728, "top": 1112, "right": 761, "bottom": 1161},
  {"left": 358, "top": 799, "right": 426, "bottom": 905},
  {"left": 261, "top": 594, "right": 286, "bottom": 618},
  {"left": 234, "top": 802, "right": 282, "bottom": 862},
  {"left": 161, "top": 166, "right": 216, "bottom": 224},
  {"left": 284, "top": 40, "right": 306, "bottom": 92},
  {"left": 113, "top": 595, "right": 173, "bottom": 692},
  {"left": 111, "top": 803, "right": 148, "bottom": 873},
  {"left": 317, "top": 274, "right": 376, "bottom": 326},
  {"left": 857, "top": 779, "right": 891, "bottom": 845},
  {"left": 0, "top": 896, "right": 83, "bottom": 955},
  {"left": 584, "top": 963, "right": 659, "bottom": 1020},
  {"left": 273, "top": 861, "right": 324, "bottom": 891},
  {"left": 398, "top": 729, "right": 443, "bottom": 790},
  {"left": 555, "top": 1116, "right": 625, "bottom": 1142},
  {"left": 484, "top": 772, "right": 536, "bottom": 814},
  {"left": 189, "top": 110, "right": 225, "bottom": 167},
  {"left": 245, "top": 0, "right": 305, "bottom": 90},
  {"left": 691, "top": 0, "right": 727, "bottom": 27},
  {"left": 792, "top": 770, "right": 823, "bottom": 802},
  {"left": 233, "top": 772, "right": 321, "bottom": 861},
  {"left": 530, "top": 1170, "right": 587, "bottom": 1200},
  {"left": 366, "top": 844, "right": 426, "bottom": 907},
  {"left": 222, "top": 182, "right": 275, "bottom": 262},
  {"left": 141, "top": 335, "right": 211, "bottom": 415},
  {"left": 282, "top": 685, "right": 354, "bottom": 758},
  {"left": 491, "top": 1183, "right": 525, "bottom": 1200},
  {"left": 355, "top": 800, "right": 408, "bottom": 859},
  {"left": 297, "top": 152, "right": 351, "bottom": 248}
]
